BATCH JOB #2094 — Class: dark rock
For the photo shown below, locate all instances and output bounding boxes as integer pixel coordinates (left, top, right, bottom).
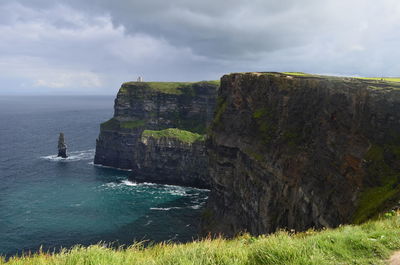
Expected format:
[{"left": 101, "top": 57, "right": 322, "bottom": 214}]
[
  {"left": 94, "top": 81, "right": 218, "bottom": 188},
  {"left": 202, "top": 72, "right": 400, "bottom": 237},
  {"left": 132, "top": 134, "right": 210, "bottom": 188},
  {"left": 57, "top": 132, "right": 67, "bottom": 158}
]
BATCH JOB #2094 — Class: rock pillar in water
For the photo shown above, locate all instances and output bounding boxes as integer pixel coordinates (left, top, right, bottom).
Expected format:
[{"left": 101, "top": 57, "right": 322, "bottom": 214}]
[{"left": 57, "top": 132, "right": 68, "bottom": 158}]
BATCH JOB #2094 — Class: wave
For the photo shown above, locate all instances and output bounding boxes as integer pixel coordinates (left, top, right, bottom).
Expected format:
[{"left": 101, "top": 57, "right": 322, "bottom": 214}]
[
  {"left": 150, "top": 207, "right": 183, "bottom": 211},
  {"left": 189, "top": 204, "right": 201, "bottom": 209},
  {"left": 150, "top": 205, "right": 204, "bottom": 211},
  {"left": 92, "top": 163, "right": 133, "bottom": 172},
  {"left": 160, "top": 183, "right": 210, "bottom": 192},
  {"left": 101, "top": 179, "right": 138, "bottom": 189},
  {"left": 100, "top": 179, "right": 206, "bottom": 211},
  {"left": 40, "top": 149, "right": 95, "bottom": 162},
  {"left": 121, "top": 180, "right": 138, "bottom": 186}
]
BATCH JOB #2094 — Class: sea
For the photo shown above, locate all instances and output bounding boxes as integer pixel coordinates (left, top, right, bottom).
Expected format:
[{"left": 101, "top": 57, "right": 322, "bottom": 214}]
[{"left": 0, "top": 96, "right": 209, "bottom": 257}]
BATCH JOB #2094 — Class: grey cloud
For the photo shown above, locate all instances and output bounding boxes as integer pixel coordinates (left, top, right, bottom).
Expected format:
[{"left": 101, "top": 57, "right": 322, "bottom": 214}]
[
  {"left": 0, "top": 0, "right": 369, "bottom": 59},
  {"left": 0, "top": 0, "right": 400, "bottom": 95}
]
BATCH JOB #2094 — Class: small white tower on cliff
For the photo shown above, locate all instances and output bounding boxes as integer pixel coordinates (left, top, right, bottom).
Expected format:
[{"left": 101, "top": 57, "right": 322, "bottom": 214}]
[{"left": 137, "top": 76, "right": 143, "bottom": 82}]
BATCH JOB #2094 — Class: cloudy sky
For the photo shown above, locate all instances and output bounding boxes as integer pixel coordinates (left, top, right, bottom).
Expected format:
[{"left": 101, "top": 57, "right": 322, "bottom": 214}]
[{"left": 1, "top": 0, "right": 400, "bottom": 95}]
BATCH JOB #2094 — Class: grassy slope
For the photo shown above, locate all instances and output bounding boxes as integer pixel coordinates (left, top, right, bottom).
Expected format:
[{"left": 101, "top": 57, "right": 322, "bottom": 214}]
[
  {"left": 282, "top": 72, "right": 400, "bottom": 84},
  {"left": 145, "top": 82, "right": 191, "bottom": 95},
  {"left": 357, "top": 77, "right": 400, "bottom": 82},
  {"left": 142, "top": 128, "right": 205, "bottom": 143},
  {"left": 121, "top": 81, "right": 220, "bottom": 95},
  {"left": 100, "top": 118, "right": 146, "bottom": 131},
  {"left": 3, "top": 213, "right": 400, "bottom": 265}
]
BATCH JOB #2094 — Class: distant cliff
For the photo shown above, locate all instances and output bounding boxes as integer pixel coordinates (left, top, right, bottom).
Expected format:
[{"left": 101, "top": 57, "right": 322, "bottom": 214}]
[
  {"left": 94, "top": 81, "right": 218, "bottom": 188},
  {"left": 202, "top": 72, "right": 400, "bottom": 236}
]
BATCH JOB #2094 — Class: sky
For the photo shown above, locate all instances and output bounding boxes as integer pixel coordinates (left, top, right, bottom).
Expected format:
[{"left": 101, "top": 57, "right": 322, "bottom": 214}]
[{"left": 1, "top": 0, "right": 400, "bottom": 95}]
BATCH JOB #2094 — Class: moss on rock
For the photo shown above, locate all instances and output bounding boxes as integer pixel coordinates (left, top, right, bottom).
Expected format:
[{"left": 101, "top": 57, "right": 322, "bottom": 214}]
[
  {"left": 142, "top": 128, "right": 205, "bottom": 144},
  {"left": 353, "top": 144, "right": 400, "bottom": 224},
  {"left": 100, "top": 118, "right": 145, "bottom": 131}
]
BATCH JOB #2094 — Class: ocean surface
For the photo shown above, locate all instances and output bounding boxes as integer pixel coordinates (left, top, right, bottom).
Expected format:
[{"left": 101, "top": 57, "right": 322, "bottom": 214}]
[{"left": 0, "top": 96, "right": 209, "bottom": 257}]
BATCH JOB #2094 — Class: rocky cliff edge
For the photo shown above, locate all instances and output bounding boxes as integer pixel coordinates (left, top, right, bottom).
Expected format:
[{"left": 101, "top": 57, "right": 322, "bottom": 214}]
[
  {"left": 203, "top": 72, "right": 400, "bottom": 236},
  {"left": 94, "top": 81, "right": 218, "bottom": 188}
]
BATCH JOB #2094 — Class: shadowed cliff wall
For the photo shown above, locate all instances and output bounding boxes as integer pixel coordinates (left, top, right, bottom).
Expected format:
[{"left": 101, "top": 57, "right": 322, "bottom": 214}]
[{"left": 203, "top": 72, "right": 400, "bottom": 236}]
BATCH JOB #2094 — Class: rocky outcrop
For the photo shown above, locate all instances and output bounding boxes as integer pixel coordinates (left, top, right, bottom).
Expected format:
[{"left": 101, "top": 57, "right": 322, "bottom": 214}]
[
  {"left": 202, "top": 72, "right": 400, "bottom": 236},
  {"left": 94, "top": 81, "right": 218, "bottom": 187},
  {"left": 133, "top": 131, "right": 209, "bottom": 188},
  {"left": 57, "top": 132, "right": 67, "bottom": 158}
]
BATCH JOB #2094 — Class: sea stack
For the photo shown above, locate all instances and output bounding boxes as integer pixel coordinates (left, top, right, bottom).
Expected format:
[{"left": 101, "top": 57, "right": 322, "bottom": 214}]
[{"left": 57, "top": 132, "right": 68, "bottom": 158}]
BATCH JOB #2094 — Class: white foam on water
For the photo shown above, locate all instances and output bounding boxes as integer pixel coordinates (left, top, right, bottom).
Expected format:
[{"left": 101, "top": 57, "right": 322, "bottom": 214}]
[
  {"left": 121, "top": 180, "right": 138, "bottom": 186},
  {"left": 150, "top": 207, "right": 183, "bottom": 211},
  {"left": 142, "top": 182, "right": 157, "bottom": 186},
  {"left": 41, "top": 149, "right": 95, "bottom": 162},
  {"left": 150, "top": 207, "right": 171, "bottom": 211},
  {"left": 102, "top": 182, "right": 118, "bottom": 188},
  {"left": 92, "top": 163, "right": 133, "bottom": 172},
  {"left": 189, "top": 204, "right": 202, "bottom": 209},
  {"left": 161, "top": 185, "right": 191, "bottom": 197},
  {"left": 162, "top": 183, "right": 210, "bottom": 192},
  {"left": 101, "top": 179, "right": 141, "bottom": 190}
]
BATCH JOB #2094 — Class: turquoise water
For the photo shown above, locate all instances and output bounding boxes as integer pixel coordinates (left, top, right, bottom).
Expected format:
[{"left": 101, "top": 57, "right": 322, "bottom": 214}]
[{"left": 0, "top": 96, "right": 208, "bottom": 257}]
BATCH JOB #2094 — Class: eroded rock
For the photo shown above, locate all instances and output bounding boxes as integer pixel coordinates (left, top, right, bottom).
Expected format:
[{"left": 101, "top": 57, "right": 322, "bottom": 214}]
[
  {"left": 57, "top": 132, "right": 67, "bottom": 158},
  {"left": 94, "top": 81, "right": 218, "bottom": 188},
  {"left": 202, "top": 72, "right": 400, "bottom": 236}
]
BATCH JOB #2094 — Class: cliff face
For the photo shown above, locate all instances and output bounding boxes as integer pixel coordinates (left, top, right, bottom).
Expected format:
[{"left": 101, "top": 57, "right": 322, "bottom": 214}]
[
  {"left": 94, "top": 81, "right": 218, "bottom": 187},
  {"left": 133, "top": 132, "right": 209, "bottom": 188},
  {"left": 203, "top": 72, "right": 400, "bottom": 236}
]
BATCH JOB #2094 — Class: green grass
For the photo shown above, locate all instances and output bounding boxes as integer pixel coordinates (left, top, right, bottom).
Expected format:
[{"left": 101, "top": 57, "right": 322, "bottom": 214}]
[
  {"left": 145, "top": 82, "right": 192, "bottom": 95},
  {"left": 282, "top": 72, "right": 311, "bottom": 76},
  {"left": 142, "top": 128, "right": 205, "bottom": 143},
  {"left": 280, "top": 73, "right": 400, "bottom": 84},
  {"left": 201, "top": 80, "right": 220, "bottom": 86},
  {"left": 212, "top": 101, "right": 227, "bottom": 127},
  {"left": 352, "top": 145, "right": 400, "bottom": 224},
  {"left": 252, "top": 107, "right": 276, "bottom": 145},
  {"left": 100, "top": 118, "right": 120, "bottom": 131},
  {"left": 356, "top": 77, "right": 400, "bottom": 83},
  {"left": 121, "top": 81, "right": 220, "bottom": 95},
  {"left": 3, "top": 213, "right": 400, "bottom": 265},
  {"left": 120, "top": 120, "right": 145, "bottom": 129},
  {"left": 100, "top": 118, "right": 145, "bottom": 131}
]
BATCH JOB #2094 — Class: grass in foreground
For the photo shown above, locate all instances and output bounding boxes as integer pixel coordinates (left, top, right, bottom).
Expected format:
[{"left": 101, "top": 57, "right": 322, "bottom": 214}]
[
  {"left": 142, "top": 128, "right": 205, "bottom": 144},
  {"left": 2, "top": 213, "right": 400, "bottom": 265}
]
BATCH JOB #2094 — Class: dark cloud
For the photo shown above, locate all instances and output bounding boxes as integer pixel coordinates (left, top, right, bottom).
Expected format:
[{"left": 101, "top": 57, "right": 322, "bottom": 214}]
[{"left": 0, "top": 0, "right": 399, "bottom": 94}]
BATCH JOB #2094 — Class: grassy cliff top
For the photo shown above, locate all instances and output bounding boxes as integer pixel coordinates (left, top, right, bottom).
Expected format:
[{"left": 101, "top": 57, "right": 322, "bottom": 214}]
[
  {"left": 229, "top": 72, "right": 400, "bottom": 82},
  {"left": 100, "top": 118, "right": 145, "bottom": 131},
  {"left": 227, "top": 72, "right": 400, "bottom": 90},
  {"left": 141, "top": 128, "right": 205, "bottom": 143},
  {"left": 283, "top": 72, "right": 400, "bottom": 83},
  {"left": 120, "top": 80, "right": 220, "bottom": 95},
  {"left": 2, "top": 212, "right": 400, "bottom": 265}
]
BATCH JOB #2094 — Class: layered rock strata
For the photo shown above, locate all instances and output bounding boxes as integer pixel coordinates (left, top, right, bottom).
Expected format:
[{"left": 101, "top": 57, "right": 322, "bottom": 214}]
[
  {"left": 57, "top": 132, "right": 67, "bottom": 158},
  {"left": 94, "top": 81, "right": 218, "bottom": 188},
  {"left": 202, "top": 72, "right": 400, "bottom": 236}
]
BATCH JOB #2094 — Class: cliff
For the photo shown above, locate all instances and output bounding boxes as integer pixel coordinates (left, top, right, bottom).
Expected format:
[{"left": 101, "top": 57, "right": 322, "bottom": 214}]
[
  {"left": 203, "top": 72, "right": 400, "bottom": 236},
  {"left": 94, "top": 81, "right": 218, "bottom": 188}
]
